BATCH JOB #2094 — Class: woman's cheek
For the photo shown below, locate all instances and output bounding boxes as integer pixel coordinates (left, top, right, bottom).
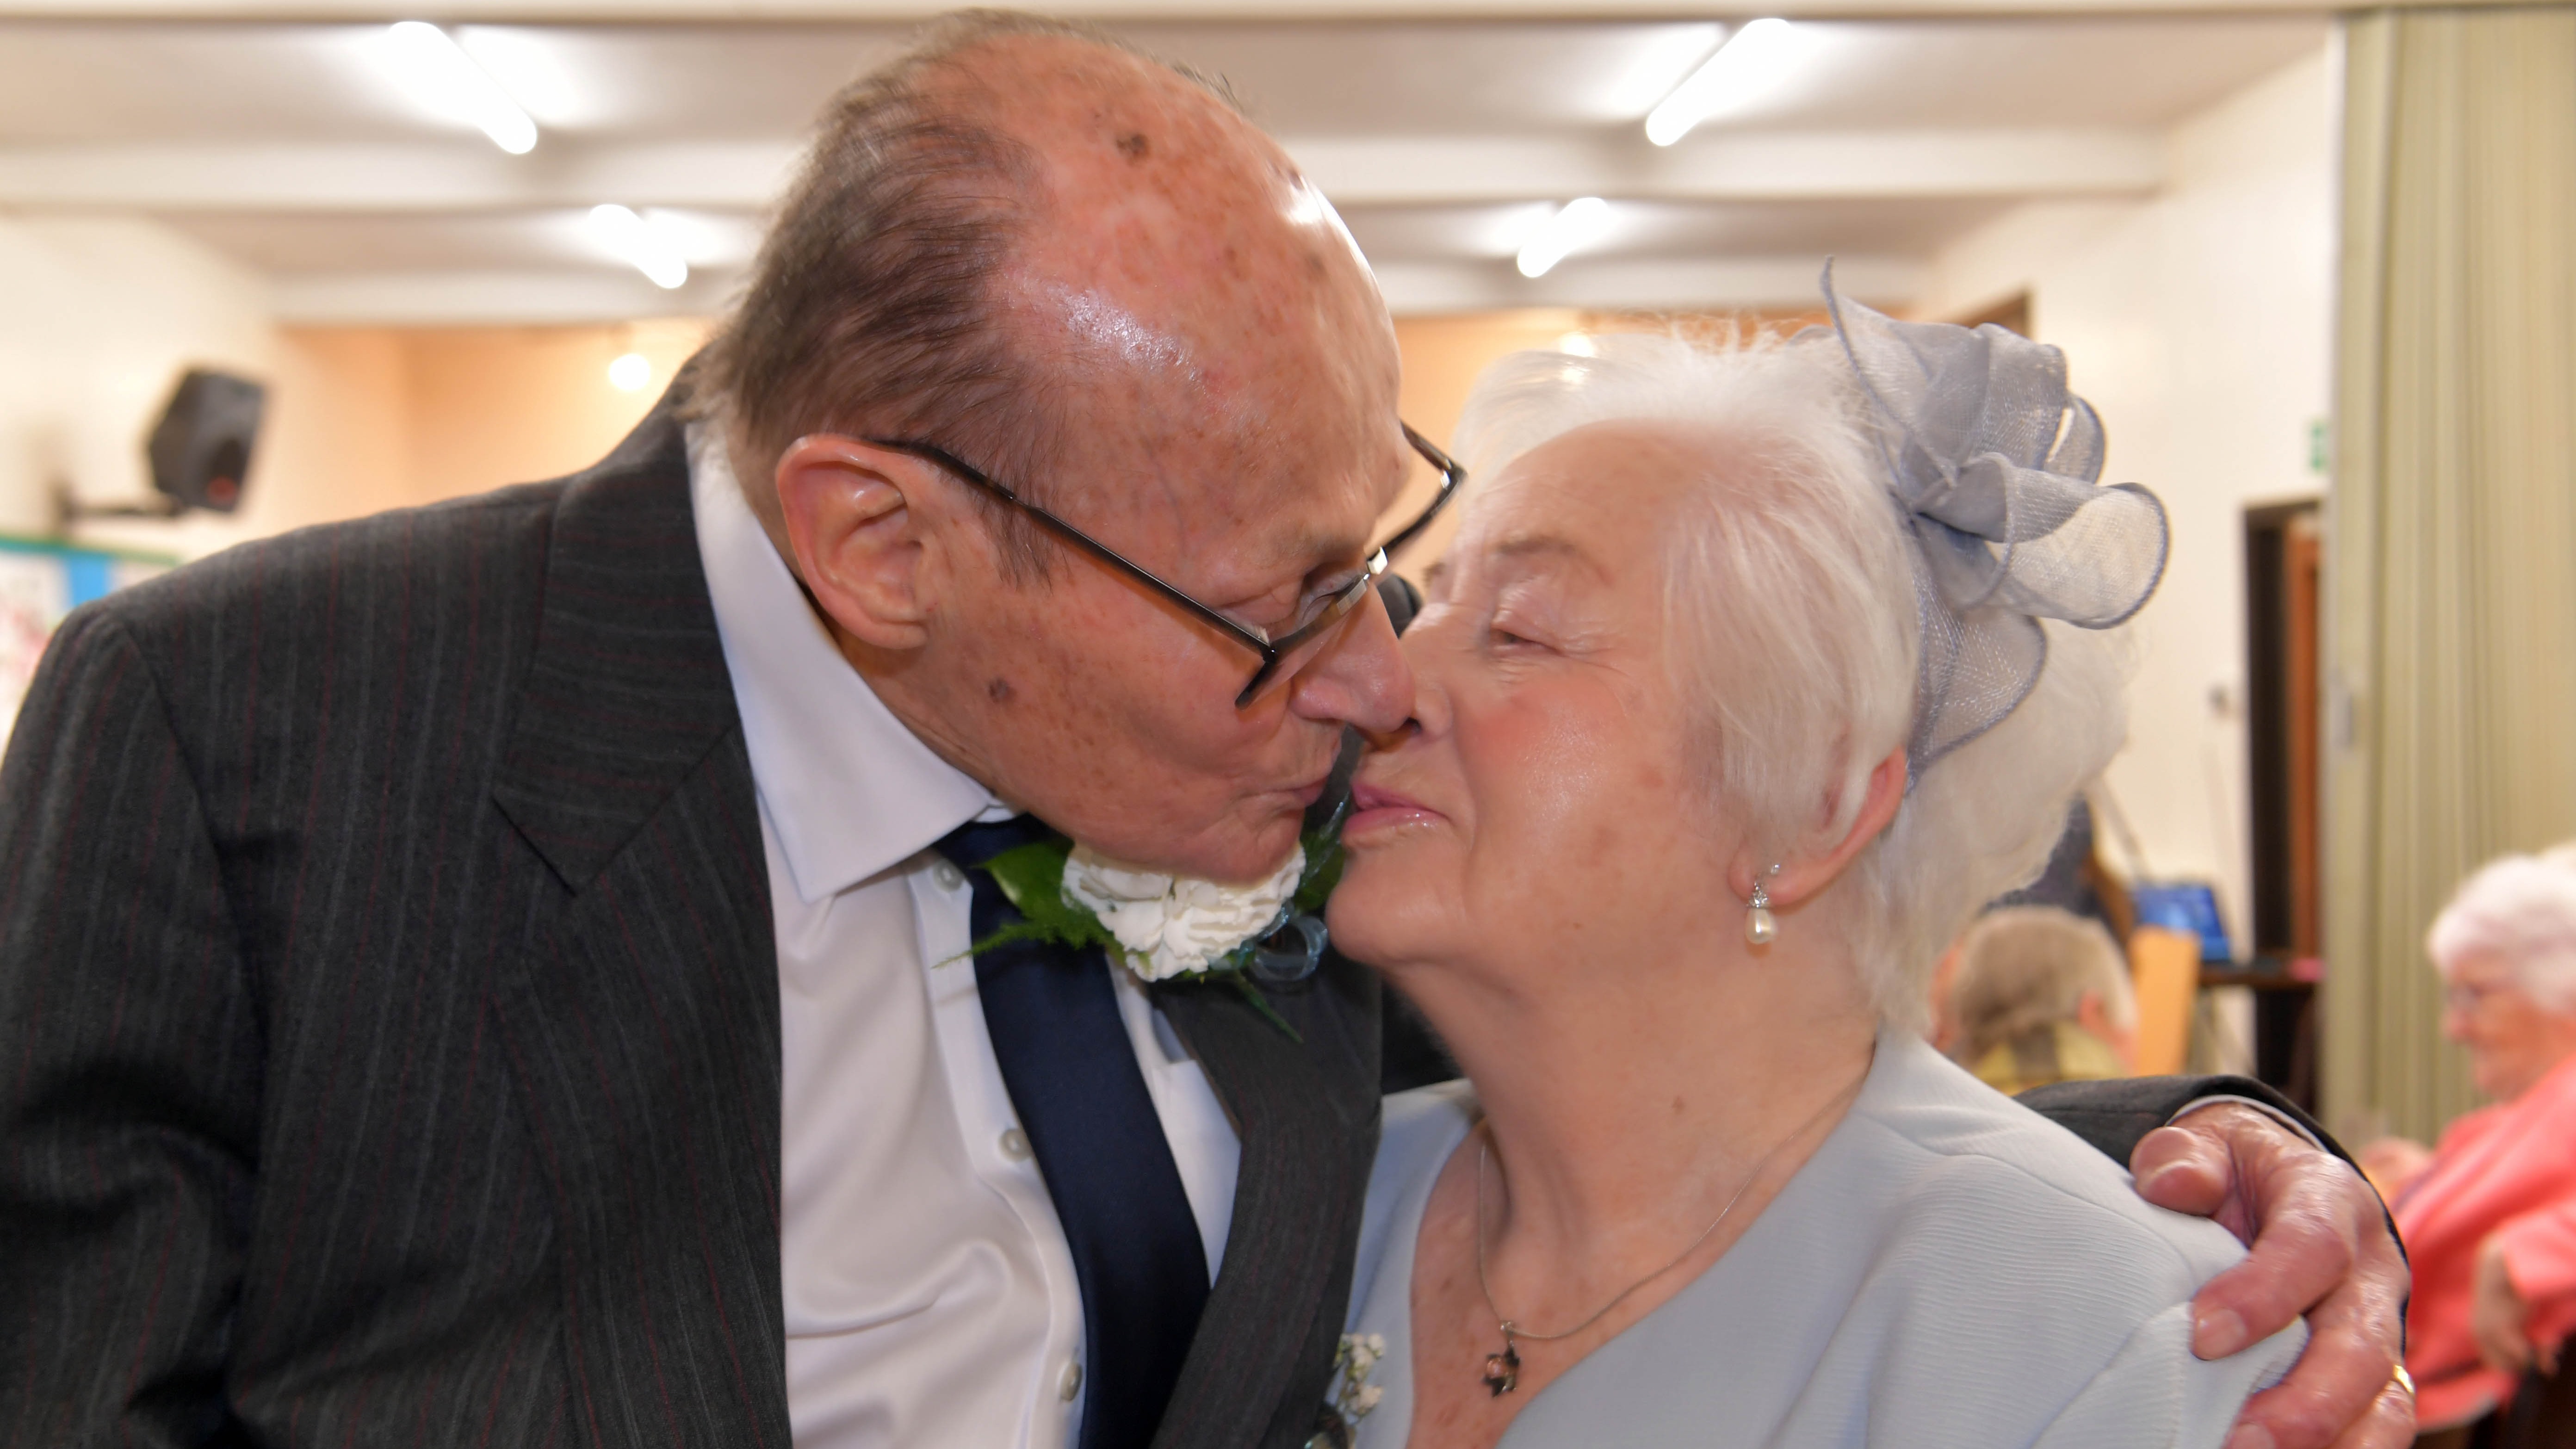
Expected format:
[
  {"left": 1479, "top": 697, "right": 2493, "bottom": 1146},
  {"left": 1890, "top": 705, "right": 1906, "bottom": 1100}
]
[{"left": 1462, "top": 687, "right": 1637, "bottom": 899}]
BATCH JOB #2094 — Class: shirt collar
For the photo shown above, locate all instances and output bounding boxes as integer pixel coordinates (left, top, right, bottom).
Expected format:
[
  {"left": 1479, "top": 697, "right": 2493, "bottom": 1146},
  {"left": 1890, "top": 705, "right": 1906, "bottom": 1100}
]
[{"left": 688, "top": 421, "right": 1007, "bottom": 904}]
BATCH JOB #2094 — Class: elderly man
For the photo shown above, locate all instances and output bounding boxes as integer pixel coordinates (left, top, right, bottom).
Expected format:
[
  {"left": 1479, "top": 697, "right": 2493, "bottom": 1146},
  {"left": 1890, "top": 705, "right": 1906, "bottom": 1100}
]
[
  {"left": 0, "top": 14, "right": 2409, "bottom": 1449},
  {"left": 1947, "top": 905, "right": 2140, "bottom": 1094}
]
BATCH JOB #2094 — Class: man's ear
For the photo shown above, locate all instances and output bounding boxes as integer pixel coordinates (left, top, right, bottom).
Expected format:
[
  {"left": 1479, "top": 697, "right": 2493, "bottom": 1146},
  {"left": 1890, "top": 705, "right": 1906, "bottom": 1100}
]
[
  {"left": 1733, "top": 744, "right": 1908, "bottom": 912},
  {"left": 2074, "top": 991, "right": 2138, "bottom": 1070},
  {"left": 773, "top": 434, "right": 944, "bottom": 653}
]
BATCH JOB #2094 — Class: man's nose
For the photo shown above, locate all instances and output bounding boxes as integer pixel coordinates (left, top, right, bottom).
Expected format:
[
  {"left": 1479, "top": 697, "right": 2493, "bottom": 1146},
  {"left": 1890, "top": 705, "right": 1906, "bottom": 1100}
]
[{"left": 1287, "top": 589, "right": 1414, "bottom": 736}]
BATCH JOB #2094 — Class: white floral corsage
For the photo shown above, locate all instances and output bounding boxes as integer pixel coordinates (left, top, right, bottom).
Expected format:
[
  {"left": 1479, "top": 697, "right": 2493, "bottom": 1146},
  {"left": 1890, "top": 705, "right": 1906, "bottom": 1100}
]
[{"left": 1331, "top": 1332, "right": 1387, "bottom": 1435}]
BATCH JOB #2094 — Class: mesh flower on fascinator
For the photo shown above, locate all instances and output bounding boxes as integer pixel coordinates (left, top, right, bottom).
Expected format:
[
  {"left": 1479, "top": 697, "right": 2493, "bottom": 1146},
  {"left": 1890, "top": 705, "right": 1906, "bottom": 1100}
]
[{"left": 1800, "top": 263, "right": 2169, "bottom": 782}]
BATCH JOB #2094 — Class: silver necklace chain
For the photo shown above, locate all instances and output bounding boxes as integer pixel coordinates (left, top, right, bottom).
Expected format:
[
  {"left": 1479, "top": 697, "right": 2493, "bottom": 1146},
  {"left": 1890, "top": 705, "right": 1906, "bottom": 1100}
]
[{"left": 1470, "top": 1073, "right": 1868, "bottom": 1393}]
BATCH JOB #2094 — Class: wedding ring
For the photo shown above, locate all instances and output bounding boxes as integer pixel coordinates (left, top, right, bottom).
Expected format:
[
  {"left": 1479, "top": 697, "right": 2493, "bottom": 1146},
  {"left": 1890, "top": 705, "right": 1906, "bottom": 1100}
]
[{"left": 2391, "top": 1364, "right": 2415, "bottom": 1396}]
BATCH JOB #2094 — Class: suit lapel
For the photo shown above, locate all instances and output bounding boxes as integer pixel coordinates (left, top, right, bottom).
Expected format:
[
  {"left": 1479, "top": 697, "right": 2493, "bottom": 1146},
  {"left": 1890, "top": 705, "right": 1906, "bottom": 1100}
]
[
  {"left": 489, "top": 396, "right": 791, "bottom": 1449},
  {"left": 490, "top": 397, "right": 742, "bottom": 891},
  {"left": 1153, "top": 957, "right": 1383, "bottom": 1449}
]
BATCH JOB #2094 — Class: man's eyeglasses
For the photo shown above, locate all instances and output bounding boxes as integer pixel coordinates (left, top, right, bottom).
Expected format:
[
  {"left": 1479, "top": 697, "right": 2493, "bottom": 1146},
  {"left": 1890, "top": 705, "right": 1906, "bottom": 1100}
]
[{"left": 866, "top": 424, "right": 1466, "bottom": 707}]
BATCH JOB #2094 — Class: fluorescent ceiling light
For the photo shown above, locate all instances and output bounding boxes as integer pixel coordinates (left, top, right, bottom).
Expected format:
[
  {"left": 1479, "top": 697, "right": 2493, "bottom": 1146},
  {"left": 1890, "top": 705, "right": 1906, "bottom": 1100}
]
[
  {"left": 588, "top": 205, "right": 690, "bottom": 290},
  {"left": 632, "top": 209, "right": 762, "bottom": 272},
  {"left": 386, "top": 21, "right": 538, "bottom": 155},
  {"left": 444, "top": 27, "right": 589, "bottom": 129},
  {"left": 1644, "top": 19, "right": 1821, "bottom": 147},
  {"left": 1517, "top": 198, "right": 1612, "bottom": 279},
  {"left": 1606, "top": 24, "right": 1727, "bottom": 118}
]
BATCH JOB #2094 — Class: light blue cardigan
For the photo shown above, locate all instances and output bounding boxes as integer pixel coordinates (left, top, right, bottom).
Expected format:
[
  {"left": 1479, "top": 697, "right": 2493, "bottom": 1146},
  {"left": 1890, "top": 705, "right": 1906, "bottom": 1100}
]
[{"left": 1342, "top": 1030, "right": 2304, "bottom": 1449}]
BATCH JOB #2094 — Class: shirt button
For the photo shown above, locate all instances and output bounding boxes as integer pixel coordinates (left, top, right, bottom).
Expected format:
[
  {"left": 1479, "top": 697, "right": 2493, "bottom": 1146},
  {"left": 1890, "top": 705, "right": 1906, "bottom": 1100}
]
[
  {"left": 932, "top": 860, "right": 966, "bottom": 892},
  {"left": 1000, "top": 1127, "right": 1032, "bottom": 1161},
  {"left": 1059, "top": 1361, "right": 1084, "bottom": 1402}
]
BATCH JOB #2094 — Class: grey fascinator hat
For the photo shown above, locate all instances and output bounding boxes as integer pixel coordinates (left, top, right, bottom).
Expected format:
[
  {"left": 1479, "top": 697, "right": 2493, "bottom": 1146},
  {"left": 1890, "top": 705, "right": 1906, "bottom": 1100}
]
[{"left": 1801, "top": 264, "right": 2169, "bottom": 783}]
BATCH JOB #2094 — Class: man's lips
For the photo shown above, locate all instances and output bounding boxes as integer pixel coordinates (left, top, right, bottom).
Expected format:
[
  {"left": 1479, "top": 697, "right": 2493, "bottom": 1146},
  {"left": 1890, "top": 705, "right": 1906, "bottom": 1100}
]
[{"left": 1345, "top": 780, "right": 1440, "bottom": 836}]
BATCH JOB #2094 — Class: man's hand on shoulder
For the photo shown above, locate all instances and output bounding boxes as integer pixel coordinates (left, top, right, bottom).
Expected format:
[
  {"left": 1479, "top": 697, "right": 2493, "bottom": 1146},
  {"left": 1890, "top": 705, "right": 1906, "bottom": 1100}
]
[{"left": 2130, "top": 1102, "right": 2415, "bottom": 1449}]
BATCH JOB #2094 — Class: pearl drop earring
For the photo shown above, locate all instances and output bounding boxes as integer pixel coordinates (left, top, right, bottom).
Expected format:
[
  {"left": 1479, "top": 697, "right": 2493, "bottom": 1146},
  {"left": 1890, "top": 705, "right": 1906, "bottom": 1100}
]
[{"left": 1745, "top": 866, "right": 1781, "bottom": 946}]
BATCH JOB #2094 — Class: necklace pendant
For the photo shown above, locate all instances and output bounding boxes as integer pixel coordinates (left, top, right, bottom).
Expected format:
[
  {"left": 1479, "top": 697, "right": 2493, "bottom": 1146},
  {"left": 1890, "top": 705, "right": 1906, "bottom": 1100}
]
[{"left": 1480, "top": 1341, "right": 1522, "bottom": 1396}]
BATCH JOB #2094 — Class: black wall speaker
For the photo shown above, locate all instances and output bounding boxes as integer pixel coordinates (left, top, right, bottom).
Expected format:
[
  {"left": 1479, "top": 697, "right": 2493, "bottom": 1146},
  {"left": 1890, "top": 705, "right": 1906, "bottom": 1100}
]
[{"left": 146, "top": 369, "right": 265, "bottom": 515}]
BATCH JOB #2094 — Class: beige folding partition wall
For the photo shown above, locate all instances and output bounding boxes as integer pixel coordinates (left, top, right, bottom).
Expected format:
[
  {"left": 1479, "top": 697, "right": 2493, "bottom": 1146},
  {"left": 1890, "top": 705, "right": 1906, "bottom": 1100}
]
[{"left": 2325, "top": 6, "right": 2576, "bottom": 1143}]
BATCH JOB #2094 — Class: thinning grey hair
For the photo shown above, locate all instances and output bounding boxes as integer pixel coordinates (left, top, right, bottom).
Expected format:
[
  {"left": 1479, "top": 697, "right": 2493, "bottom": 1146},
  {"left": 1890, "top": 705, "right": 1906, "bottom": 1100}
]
[
  {"left": 1949, "top": 905, "right": 2137, "bottom": 1063},
  {"left": 696, "top": 11, "right": 1226, "bottom": 575},
  {"left": 1454, "top": 330, "right": 2136, "bottom": 1028},
  {"left": 2428, "top": 852, "right": 2576, "bottom": 1014}
]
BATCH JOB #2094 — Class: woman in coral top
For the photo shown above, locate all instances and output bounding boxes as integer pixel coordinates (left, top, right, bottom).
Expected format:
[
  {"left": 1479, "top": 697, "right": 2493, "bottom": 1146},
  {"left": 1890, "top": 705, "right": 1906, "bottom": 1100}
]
[{"left": 2363, "top": 854, "right": 2576, "bottom": 1446}]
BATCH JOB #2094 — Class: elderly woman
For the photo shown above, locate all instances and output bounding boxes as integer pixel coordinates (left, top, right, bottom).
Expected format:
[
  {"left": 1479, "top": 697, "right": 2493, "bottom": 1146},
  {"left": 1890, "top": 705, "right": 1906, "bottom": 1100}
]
[
  {"left": 2360, "top": 855, "right": 2576, "bottom": 1442},
  {"left": 1321, "top": 292, "right": 2307, "bottom": 1447}
]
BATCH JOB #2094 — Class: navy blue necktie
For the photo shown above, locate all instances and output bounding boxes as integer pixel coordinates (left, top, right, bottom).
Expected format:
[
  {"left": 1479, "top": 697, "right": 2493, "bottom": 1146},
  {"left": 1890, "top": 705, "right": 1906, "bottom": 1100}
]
[{"left": 935, "top": 817, "right": 1211, "bottom": 1449}]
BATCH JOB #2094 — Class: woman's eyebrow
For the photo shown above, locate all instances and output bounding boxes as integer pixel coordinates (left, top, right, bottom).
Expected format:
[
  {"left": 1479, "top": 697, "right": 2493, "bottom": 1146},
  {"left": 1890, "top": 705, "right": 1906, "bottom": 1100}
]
[{"left": 1490, "top": 532, "right": 1604, "bottom": 577}]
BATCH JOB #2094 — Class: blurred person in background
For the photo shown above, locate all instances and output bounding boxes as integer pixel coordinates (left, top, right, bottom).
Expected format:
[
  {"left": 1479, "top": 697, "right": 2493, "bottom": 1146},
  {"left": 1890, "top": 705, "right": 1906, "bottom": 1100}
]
[
  {"left": 1947, "top": 904, "right": 2138, "bottom": 1094},
  {"left": 2359, "top": 854, "right": 2576, "bottom": 1448}
]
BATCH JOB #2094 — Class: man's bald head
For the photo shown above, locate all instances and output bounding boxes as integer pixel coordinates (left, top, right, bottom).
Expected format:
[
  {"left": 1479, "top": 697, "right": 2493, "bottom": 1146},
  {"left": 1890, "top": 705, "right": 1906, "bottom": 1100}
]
[
  {"left": 703, "top": 12, "right": 1397, "bottom": 576},
  {"left": 968, "top": 31, "right": 1398, "bottom": 550}
]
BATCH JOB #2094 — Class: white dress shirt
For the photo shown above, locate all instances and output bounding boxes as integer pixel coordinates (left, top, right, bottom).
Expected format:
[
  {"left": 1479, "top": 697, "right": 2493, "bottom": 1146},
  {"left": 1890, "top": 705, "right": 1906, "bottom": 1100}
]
[{"left": 686, "top": 425, "right": 1244, "bottom": 1449}]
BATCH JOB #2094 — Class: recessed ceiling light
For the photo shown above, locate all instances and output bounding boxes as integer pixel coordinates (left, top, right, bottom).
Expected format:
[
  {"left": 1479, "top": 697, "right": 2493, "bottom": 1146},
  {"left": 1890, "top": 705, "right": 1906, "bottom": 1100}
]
[
  {"left": 588, "top": 205, "right": 689, "bottom": 291},
  {"left": 608, "top": 352, "right": 652, "bottom": 391},
  {"left": 385, "top": 21, "right": 538, "bottom": 156},
  {"left": 1517, "top": 198, "right": 1612, "bottom": 280},
  {"left": 1645, "top": 19, "right": 1821, "bottom": 147}
]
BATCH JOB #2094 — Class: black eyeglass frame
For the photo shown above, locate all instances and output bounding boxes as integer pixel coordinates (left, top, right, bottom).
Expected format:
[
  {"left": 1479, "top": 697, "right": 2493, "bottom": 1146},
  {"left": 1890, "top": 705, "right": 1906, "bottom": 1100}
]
[{"left": 866, "top": 423, "right": 1466, "bottom": 707}]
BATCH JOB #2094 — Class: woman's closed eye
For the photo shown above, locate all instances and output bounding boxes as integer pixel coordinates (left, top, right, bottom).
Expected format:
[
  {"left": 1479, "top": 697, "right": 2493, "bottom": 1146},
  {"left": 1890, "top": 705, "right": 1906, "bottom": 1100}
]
[{"left": 1483, "top": 577, "right": 1577, "bottom": 656}]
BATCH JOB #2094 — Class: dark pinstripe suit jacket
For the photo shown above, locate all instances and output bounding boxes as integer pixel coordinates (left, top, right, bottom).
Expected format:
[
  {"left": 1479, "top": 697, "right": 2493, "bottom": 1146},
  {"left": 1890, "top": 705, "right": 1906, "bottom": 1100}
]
[{"left": 0, "top": 401, "right": 1382, "bottom": 1449}]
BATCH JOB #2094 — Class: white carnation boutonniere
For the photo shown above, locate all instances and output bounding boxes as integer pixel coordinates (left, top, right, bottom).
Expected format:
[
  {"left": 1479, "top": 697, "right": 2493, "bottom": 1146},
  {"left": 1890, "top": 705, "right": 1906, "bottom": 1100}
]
[
  {"left": 953, "top": 811, "right": 1347, "bottom": 1038},
  {"left": 1061, "top": 845, "right": 1306, "bottom": 983}
]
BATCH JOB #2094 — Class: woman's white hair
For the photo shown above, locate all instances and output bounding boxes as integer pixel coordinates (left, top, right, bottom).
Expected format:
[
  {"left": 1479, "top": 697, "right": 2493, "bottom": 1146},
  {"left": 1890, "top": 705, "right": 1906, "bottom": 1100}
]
[
  {"left": 1454, "top": 330, "right": 2134, "bottom": 1029},
  {"left": 2427, "top": 853, "right": 2576, "bottom": 1014}
]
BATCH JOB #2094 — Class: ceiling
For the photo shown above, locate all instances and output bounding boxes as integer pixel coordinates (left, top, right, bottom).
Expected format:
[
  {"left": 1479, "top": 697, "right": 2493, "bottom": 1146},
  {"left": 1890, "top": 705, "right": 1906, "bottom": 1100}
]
[{"left": 0, "top": 12, "right": 2329, "bottom": 322}]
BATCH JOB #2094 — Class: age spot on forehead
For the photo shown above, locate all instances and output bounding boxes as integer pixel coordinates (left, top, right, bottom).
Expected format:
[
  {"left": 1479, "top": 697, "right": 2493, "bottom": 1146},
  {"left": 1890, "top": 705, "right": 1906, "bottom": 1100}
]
[
  {"left": 1117, "top": 132, "right": 1150, "bottom": 161},
  {"left": 986, "top": 677, "right": 1016, "bottom": 704}
]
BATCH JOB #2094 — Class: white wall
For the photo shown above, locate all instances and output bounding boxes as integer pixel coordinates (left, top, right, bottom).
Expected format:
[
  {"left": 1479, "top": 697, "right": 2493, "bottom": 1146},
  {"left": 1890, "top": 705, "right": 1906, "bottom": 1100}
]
[
  {"left": 1922, "top": 42, "right": 2337, "bottom": 952},
  {"left": 0, "top": 216, "right": 283, "bottom": 556}
]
